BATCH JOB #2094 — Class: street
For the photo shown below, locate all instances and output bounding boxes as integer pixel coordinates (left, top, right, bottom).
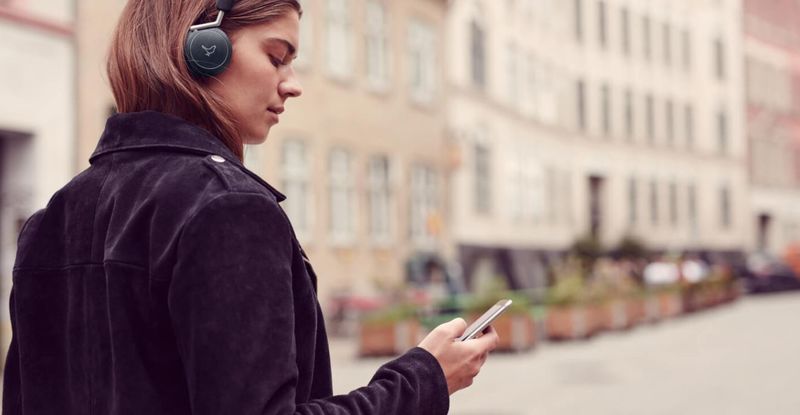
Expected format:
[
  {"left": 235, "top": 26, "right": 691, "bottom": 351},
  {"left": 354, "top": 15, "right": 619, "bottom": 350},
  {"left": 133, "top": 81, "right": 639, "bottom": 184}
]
[{"left": 330, "top": 292, "right": 800, "bottom": 415}]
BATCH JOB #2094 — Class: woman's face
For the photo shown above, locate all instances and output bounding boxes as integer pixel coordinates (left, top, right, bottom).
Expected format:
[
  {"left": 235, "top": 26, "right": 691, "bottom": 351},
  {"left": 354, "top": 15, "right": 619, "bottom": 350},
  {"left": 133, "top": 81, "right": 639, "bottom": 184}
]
[{"left": 208, "top": 11, "right": 302, "bottom": 145}]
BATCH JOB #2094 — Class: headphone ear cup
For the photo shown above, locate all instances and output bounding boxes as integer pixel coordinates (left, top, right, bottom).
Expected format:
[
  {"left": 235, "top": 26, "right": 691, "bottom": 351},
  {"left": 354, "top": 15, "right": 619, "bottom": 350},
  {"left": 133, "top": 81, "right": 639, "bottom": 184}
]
[{"left": 184, "top": 28, "right": 232, "bottom": 78}]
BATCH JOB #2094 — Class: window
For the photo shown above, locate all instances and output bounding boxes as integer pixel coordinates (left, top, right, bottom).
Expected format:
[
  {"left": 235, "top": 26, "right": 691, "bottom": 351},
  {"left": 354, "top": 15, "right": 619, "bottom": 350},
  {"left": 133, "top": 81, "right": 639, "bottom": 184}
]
[
  {"left": 510, "top": 155, "right": 524, "bottom": 222},
  {"left": 645, "top": 94, "right": 655, "bottom": 144},
  {"left": 621, "top": 7, "right": 630, "bottom": 56},
  {"left": 665, "top": 99, "right": 674, "bottom": 146},
  {"left": 506, "top": 42, "right": 519, "bottom": 106},
  {"left": 528, "top": 163, "right": 546, "bottom": 223},
  {"left": 561, "top": 171, "right": 574, "bottom": 225},
  {"left": 325, "top": 0, "right": 352, "bottom": 79},
  {"left": 685, "top": 104, "right": 694, "bottom": 149},
  {"left": 545, "top": 167, "right": 557, "bottom": 224},
  {"left": 526, "top": 53, "right": 537, "bottom": 115},
  {"left": 243, "top": 144, "right": 263, "bottom": 176},
  {"left": 628, "top": 177, "right": 637, "bottom": 225},
  {"left": 624, "top": 89, "right": 634, "bottom": 140},
  {"left": 410, "top": 164, "right": 439, "bottom": 243},
  {"left": 510, "top": 153, "right": 540, "bottom": 223},
  {"left": 601, "top": 83, "right": 611, "bottom": 136},
  {"left": 367, "top": 155, "right": 392, "bottom": 242},
  {"left": 717, "top": 109, "right": 728, "bottom": 154},
  {"left": 649, "top": 180, "right": 659, "bottom": 226},
  {"left": 597, "top": 1, "right": 607, "bottom": 49},
  {"left": 575, "top": 0, "right": 584, "bottom": 43},
  {"left": 720, "top": 186, "right": 731, "bottom": 229},
  {"left": 662, "top": 22, "right": 671, "bottom": 66},
  {"left": 576, "top": 79, "right": 587, "bottom": 131},
  {"left": 669, "top": 182, "right": 678, "bottom": 226},
  {"left": 408, "top": 19, "right": 437, "bottom": 104},
  {"left": 688, "top": 183, "right": 698, "bottom": 233},
  {"left": 642, "top": 16, "right": 652, "bottom": 61},
  {"left": 328, "top": 148, "right": 355, "bottom": 242},
  {"left": 681, "top": 29, "right": 691, "bottom": 71},
  {"left": 365, "top": 0, "right": 389, "bottom": 89},
  {"left": 714, "top": 38, "right": 725, "bottom": 80},
  {"left": 474, "top": 142, "right": 492, "bottom": 214},
  {"left": 470, "top": 19, "right": 486, "bottom": 88},
  {"left": 282, "top": 139, "right": 312, "bottom": 237},
  {"left": 538, "top": 65, "right": 558, "bottom": 124},
  {"left": 295, "top": 0, "right": 313, "bottom": 68}
]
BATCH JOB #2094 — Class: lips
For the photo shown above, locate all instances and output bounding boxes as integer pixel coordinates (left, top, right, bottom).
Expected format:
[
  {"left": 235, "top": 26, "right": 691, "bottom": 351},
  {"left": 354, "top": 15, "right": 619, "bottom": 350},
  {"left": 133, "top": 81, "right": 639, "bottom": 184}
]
[{"left": 267, "top": 106, "right": 283, "bottom": 123}]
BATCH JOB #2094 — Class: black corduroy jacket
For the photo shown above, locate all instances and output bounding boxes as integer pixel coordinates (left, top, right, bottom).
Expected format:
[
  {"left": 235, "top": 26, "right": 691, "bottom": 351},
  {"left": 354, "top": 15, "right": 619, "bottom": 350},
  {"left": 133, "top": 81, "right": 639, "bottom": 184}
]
[{"left": 3, "top": 111, "right": 449, "bottom": 415}]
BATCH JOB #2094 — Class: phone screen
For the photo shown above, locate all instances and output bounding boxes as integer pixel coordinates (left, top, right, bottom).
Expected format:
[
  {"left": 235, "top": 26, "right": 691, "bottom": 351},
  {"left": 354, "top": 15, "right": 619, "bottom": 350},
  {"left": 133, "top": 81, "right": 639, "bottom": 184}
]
[{"left": 458, "top": 299, "right": 513, "bottom": 341}]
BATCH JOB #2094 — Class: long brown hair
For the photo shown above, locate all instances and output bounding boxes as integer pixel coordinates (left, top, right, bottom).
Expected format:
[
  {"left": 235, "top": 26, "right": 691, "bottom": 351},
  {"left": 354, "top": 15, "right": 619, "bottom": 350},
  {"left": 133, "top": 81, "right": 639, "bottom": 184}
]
[{"left": 107, "top": 0, "right": 302, "bottom": 161}]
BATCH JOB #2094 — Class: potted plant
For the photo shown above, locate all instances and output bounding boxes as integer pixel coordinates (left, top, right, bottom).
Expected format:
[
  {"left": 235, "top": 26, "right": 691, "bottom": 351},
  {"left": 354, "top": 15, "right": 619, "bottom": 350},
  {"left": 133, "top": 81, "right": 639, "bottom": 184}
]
[
  {"left": 587, "top": 259, "right": 638, "bottom": 332},
  {"left": 545, "top": 259, "right": 590, "bottom": 340},
  {"left": 465, "top": 278, "right": 537, "bottom": 352},
  {"left": 655, "top": 283, "right": 683, "bottom": 318},
  {"left": 630, "top": 287, "right": 659, "bottom": 325},
  {"left": 358, "top": 303, "right": 421, "bottom": 357}
]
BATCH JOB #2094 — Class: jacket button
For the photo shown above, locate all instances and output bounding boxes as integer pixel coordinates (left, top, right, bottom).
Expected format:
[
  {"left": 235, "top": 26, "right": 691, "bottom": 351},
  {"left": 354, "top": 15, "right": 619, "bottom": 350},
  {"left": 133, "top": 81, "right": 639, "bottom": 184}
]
[{"left": 210, "top": 155, "right": 226, "bottom": 163}]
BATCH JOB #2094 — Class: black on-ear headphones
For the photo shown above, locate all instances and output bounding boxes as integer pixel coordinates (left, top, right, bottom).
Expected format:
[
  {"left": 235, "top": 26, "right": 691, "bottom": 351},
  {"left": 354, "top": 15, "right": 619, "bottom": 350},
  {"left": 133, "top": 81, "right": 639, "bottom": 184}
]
[{"left": 184, "top": 0, "right": 236, "bottom": 78}]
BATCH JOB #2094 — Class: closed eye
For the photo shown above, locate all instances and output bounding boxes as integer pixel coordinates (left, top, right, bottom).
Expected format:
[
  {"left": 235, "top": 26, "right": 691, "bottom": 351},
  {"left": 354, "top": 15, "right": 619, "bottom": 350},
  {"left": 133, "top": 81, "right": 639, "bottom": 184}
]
[{"left": 269, "top": 55, "right": 286, "bottom": 68}]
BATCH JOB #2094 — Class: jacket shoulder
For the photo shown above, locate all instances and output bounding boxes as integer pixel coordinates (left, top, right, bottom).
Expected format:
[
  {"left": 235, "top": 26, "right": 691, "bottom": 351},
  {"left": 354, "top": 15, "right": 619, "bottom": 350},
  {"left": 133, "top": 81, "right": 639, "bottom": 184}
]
[
  {"left": 196, "top": 154, "right": 273, "bottom": 199},
  {"left": 128, "top": 151, "right": 278, "bottom": 209}
]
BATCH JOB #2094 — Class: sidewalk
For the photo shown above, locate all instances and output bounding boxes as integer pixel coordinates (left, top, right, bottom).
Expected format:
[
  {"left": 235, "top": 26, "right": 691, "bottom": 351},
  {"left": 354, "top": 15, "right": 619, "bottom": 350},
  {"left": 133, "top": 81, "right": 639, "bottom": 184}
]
[{"left": 330, "top": 292, "right": 800, "bottom": 415}]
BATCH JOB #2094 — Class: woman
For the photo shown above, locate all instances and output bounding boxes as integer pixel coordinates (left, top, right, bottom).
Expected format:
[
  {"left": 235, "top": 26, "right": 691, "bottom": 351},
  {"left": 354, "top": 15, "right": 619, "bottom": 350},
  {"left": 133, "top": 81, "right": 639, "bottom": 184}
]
[{"left": 2, "top": 1, "right": 498, "bottom": 414}]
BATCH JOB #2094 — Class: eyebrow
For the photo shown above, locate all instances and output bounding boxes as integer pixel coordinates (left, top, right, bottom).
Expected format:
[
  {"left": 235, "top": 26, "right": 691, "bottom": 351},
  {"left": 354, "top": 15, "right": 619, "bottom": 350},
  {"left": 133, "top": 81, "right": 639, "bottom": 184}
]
[{"left": 264, "top": 37, "right": 298, "bottom": 59}]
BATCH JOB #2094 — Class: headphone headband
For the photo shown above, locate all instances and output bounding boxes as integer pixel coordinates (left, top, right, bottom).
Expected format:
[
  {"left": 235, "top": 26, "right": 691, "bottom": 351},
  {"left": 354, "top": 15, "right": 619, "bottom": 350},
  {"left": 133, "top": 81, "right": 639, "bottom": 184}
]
[{"left": 216, "top": 0, "right": 234, "bottom": 12}]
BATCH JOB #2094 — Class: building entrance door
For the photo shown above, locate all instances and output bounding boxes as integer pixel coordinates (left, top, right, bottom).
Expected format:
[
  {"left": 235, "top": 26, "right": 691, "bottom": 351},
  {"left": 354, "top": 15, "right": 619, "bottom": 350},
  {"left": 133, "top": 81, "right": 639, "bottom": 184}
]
[
  {"left": 588, "top": 175, "right": 605, "bottom": 240},
  {"left": 757, "top": 213, "right": 772, "bottom": 252}
]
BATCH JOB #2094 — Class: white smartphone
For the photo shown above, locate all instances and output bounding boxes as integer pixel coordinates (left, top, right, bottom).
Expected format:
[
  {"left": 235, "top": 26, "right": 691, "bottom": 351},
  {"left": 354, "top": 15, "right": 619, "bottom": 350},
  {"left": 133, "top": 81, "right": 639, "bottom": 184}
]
[{"left": 458, "top": 299, "right": 513, "bottom": 342}]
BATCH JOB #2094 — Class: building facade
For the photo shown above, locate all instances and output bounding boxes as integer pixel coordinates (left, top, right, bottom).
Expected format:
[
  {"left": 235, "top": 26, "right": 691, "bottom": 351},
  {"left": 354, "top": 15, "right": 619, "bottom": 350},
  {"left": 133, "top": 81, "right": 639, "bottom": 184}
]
[
  {"left": 743, "top": 0, "right": 800, "bottom": 256},
  {"left": 0, "top": 0, "right": 76, "bottom": 363},
  {"left": 446, "top": 0, "right": 749, "bottom": 292},
  {"left": 258, "top": 0, "right": 452, "bottom": 303}
]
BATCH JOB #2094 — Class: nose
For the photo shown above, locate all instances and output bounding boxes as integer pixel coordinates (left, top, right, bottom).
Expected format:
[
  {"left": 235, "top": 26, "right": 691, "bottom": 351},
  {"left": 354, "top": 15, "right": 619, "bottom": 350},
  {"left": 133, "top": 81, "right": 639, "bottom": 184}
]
[{"left": 279, "top": 72, "right": 303, "bottom": 99}]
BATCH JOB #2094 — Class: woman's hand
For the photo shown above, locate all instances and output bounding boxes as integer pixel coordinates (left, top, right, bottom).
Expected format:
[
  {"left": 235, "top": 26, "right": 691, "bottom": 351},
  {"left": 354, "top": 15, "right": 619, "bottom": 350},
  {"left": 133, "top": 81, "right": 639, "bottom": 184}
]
[{"left": 417, "top": 318, "right": 500, "bottom": 395}]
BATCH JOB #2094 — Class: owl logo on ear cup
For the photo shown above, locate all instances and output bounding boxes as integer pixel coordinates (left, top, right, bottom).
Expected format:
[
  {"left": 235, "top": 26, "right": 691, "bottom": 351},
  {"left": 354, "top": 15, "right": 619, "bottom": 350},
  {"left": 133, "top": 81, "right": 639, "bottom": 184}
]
[{"left": 184, "top": 27, "right": 232, "bottom": 78}]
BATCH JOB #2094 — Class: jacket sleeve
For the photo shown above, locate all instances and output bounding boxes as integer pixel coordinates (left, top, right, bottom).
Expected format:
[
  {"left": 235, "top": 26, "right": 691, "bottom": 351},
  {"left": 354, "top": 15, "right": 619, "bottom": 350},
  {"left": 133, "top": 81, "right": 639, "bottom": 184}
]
[{"left": 168, "top": 192, "right": 449, "bottom": 415}]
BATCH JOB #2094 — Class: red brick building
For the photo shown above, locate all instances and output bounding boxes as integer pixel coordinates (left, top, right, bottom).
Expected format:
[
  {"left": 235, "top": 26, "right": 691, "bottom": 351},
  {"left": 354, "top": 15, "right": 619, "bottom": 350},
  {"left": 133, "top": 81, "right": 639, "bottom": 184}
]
[{"left": 743, "top": 0, "right": 800, "bottom": 254}]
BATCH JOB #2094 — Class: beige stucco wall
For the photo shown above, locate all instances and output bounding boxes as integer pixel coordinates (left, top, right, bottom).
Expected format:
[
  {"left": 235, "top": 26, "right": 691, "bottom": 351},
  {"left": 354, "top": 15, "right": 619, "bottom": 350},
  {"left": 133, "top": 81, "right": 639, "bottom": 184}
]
[{"left": 446, "top": 0, "right": 750, "bottom": 257}]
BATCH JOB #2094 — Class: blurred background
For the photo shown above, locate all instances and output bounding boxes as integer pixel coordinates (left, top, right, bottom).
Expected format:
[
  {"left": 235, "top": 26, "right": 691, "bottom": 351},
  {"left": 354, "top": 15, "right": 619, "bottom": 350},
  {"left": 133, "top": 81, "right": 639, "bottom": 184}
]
[{"left": 2, "top": 0, "right": 800, "bottom": 413}]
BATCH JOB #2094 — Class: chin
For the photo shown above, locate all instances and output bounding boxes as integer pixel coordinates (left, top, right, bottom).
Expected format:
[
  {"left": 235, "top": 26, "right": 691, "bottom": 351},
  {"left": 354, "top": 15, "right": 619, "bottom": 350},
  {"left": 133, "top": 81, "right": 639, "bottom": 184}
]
[{"left": 244, "top": 129, "right": 270, "bottom": 145}]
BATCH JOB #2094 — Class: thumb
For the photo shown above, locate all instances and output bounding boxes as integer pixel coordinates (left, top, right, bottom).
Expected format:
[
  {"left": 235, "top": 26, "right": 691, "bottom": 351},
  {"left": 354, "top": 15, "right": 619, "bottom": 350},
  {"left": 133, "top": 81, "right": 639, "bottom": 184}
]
[{"left": 438, "top": 317, "right": 467, "bottom": 338}]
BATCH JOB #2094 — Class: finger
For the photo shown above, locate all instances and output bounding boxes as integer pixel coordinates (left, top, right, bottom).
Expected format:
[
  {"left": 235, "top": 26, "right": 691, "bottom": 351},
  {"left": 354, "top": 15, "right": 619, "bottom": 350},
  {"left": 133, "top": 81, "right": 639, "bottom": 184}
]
[
  {"left": 438, "top": 318, "right": 467, "bottom": 338},
  {"left": 462, "top": 325, "right": 495, "bottom": 342},
  {"left": 471, "top": 326, "right": 500, "bottom": 352}
]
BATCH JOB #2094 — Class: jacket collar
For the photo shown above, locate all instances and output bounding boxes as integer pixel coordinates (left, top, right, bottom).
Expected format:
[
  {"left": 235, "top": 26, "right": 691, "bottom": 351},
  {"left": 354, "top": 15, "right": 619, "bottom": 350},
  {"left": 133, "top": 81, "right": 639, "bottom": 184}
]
[{"left": 90, "top": 110, "right": 286, "bottom": 202}]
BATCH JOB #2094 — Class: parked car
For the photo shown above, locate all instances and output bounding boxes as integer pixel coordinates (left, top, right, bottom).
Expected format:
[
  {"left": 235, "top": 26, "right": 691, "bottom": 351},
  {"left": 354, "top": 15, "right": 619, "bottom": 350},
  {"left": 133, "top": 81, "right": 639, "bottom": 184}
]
[{"left": 743, "top": 253, "right": 800, "bottom": 294}]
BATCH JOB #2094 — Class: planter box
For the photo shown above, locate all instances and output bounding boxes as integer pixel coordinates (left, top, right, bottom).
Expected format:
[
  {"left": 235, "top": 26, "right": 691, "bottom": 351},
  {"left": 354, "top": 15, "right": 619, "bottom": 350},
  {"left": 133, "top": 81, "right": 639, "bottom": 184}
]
[
  {"left": 358, "top": 319, "right": 420, "bottom": 357},
  {"left": 493, "top": 313, "right": 537, "bottom": 352},
  {"left": 657, "top": 292, "right": 683, "bottom": 318},
  {"left": 546, "top": 306, "right": 589, "bottom": 340},
  {"left": 625, "top": 298, "right": 645, "bottom": 327},
  {"left": 586, "top": 304, "right": 606, "bottom": 336},
  {"left": 644, "top": 296, "right": 660, "bottom": 323},
  {"left": 724, "top": 283, "right": 741, "bottom": 303},
  {"left": 604, "top": 300, "right": 629, "bottom": 331}
]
